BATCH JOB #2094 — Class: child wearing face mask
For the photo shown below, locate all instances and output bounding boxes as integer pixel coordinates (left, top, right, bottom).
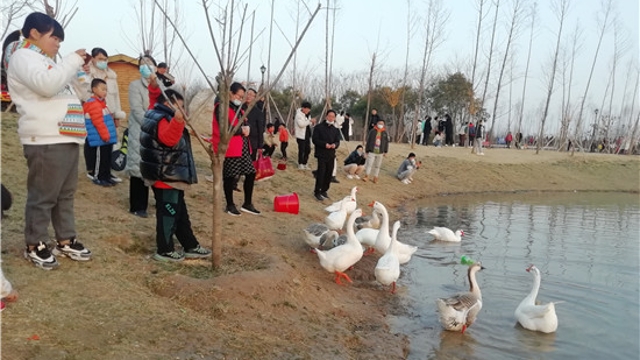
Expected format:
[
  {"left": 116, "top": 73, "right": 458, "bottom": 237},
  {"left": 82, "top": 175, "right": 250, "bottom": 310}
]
[
  {"left": 80, "top": 47, "right": 125, "bottom": 183},
  {"left": 262, "top": 123, "right": 279, "bottom": 157},
  {"left": 343, "top": 144, "right": 366, "bottom": 180},
  {"left": 362, "top": 119, "right": 390, "bottom": 184}
]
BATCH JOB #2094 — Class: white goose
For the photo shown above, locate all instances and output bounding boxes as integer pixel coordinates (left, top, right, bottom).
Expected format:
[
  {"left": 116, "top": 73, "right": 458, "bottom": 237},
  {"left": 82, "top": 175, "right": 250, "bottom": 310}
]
[
  {"left": 371, "top": 201, "right": 392, "bottom": 254},
  {"left": 436, "top": 262, "right": 485, "bottom": 333},
  {"left": 303, "top": 223, "right": 339, "bottom": 250},
  {"left": 316, "top": 208, "right": 365, "bottom": 285},
  {"left": 375, "top": 221, "right": 402, "bottom": 293},
  {"left": 356, "top": 228, "right": 378, "bottom": 254},
  {"left": 515, "top": 264, "right": 558, "bottom": 333},
  {"left": 428, "top": 227, "right": 464, "bottom": 242},
  {"left": 324, "top": 199, "right": 352, "bottom": 230},
  {"left": 355, "top": 208, "right": 381, "bottom": 230},
  {"left": 324, "top": 186, "right": 358, "bottom": 214}
]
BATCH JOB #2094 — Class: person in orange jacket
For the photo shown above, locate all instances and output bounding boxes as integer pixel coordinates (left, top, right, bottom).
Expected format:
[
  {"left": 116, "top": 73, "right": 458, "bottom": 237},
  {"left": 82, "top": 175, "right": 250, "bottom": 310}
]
[{"left": 83, "top": 78, "right": 118, "bottom": 186}]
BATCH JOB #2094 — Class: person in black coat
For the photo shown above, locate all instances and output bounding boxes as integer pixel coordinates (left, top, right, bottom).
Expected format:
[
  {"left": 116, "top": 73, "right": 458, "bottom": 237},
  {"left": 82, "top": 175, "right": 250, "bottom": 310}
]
[
  {"left": 444, "top": 113, "right": 454, "bottom": 146},
  {"left": 243, "top": 88, "right": 265, "bottom": 161},
  {"left": 341, "top": 113, "right": 351, "bottom": 141},
  {"left": 368, "top": 108, "right": 381, "bottom": 129},
  {"left": 422, "top": 116, "right": 432, "bottom": 145},
  {"left": 312, "top": 110, "right": 341, "bottom": 201}
]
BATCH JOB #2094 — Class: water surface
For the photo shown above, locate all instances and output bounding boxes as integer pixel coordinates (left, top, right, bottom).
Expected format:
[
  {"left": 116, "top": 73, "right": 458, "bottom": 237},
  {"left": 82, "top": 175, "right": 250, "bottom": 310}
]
[{"left": 390, "top": 192, "right": 639, "bottom": 360}]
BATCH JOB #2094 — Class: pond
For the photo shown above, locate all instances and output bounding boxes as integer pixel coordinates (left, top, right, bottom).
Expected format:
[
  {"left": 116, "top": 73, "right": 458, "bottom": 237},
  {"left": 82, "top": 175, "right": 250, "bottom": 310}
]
[{"left": 389, "top": 192, "right": 639, "bottom": 360}]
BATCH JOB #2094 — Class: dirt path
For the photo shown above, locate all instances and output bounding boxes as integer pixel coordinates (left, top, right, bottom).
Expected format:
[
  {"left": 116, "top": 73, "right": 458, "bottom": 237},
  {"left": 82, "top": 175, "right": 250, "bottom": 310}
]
[{"left": 1, "top": 112, "right": 638, "bottom": 359}]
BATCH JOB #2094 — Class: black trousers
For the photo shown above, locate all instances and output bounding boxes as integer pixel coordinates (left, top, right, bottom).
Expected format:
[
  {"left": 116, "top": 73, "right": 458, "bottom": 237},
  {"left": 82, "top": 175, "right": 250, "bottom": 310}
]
[
  {"left": 84, "top": 142, "right": 97, "bottom": 174},
  {"left": 224, "top": 172, "right": 255, "bottom": 208},
  {"left": 281, "top": 141, "right": 288, "bottom": 159},
  {"left": 96, "top": 144, "right": 113, "bottom": 181},
  {"left": 152, "top": 187, "right": 199, "bottom": 254},
  {"left": 129, "top": 176, "right": 149, "bottom": 213},
  {"left": 314, "top": 157, "right": 334, "bottom": 194},
  {"left": 263, "top": 144, "right": 276, "bottom": 157},
  {"left": 297, "top": 138, "right": 310, "bottom": 165}
]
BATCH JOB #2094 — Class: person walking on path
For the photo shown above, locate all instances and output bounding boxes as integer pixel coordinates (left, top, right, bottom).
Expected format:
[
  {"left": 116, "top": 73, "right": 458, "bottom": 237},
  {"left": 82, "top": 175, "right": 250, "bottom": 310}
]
[
  {"left": 473, "top": 119, "right": 486, "bottom": 155},
  {"left": 295, "top": 101, "right": 315, "bottom": 170},
  {"left": 311, "top": 110, "right": 341, "bottom": 201},
  {"left": 362, "top": 119, "right": 390, "bottom": 184}
]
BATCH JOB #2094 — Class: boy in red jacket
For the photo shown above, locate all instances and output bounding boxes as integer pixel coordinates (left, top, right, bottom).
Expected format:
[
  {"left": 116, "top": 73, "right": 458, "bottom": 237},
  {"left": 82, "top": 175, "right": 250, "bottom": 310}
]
[{"left": 83, "top": 78, "right": 118, "bottom": 186}]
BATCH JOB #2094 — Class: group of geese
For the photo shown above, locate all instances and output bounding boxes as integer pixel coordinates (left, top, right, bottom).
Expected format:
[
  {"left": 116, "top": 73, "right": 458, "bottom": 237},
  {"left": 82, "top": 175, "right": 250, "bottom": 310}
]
[{"left": 303, "top": 187, "right": 559, "bottom": 335}]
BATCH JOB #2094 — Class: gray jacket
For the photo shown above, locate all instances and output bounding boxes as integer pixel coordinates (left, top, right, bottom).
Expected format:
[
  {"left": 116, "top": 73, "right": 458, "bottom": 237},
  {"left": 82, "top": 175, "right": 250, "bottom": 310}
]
[{"left": 125, "top": 78, "right": 150, "bottom": 178}]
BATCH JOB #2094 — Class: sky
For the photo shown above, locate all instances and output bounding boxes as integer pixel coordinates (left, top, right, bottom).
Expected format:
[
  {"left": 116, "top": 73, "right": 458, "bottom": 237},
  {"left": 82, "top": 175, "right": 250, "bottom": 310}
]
[{"left": 7, "top": 0, "right": 639, "bottom": 135}]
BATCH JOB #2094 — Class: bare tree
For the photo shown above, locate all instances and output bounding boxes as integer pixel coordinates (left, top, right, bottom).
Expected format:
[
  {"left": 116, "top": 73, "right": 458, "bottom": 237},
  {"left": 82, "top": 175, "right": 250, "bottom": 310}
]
[
  {"left": 479, "top": 0, "right": 500, "bottom": 120},
  {"left": 1, "top": 1, "right": 30, "bottom": 41},
  {"left": 154, "top": 0, "right": 321, "bottom": 268},
  {"left": 488, "top": 0, "right": 524, "bottom": 141},
  {"left": 37, "top": 0, "right": 78, "bottom": 28},
  {"left": 363, "top": 52, "right": 377, "bottom": 144},
  {"left": 470, "top": 0, "right": 488, "bottom": 92},
  {"left": 603, "top": 20, "right": 630, "bottom": 152},
  {"left": 536, "top": 0, "right": 570, "bottom": 154},
  {"left": 516, "top": 2, "right": 536, "bottom": 143},
  {"left": 411, "top": 0, "right": 449, "bottom": 148},
  {"left": 571, "top": 0, "right": 614, "bottom": 155},
  {"left": 558, "top": 22, "right": 582, "bottom": 150}
]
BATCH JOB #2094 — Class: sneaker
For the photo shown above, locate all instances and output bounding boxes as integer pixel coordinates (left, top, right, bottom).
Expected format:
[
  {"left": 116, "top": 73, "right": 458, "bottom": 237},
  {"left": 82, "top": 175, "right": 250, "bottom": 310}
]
[
  {"left": 298, "top": 164, "right": 305, "bottom": 170},
  {"left": 304, "top": 164, "right": 312, "bottom": 170},
  {"left": 226, "top": 205, "right": 241, "bottom": 216},
  {"left": 354, "top": 174, "right": 361, "bottom": 180},
  {"left": 401, "top": 179, "right": 410, "bottom": 184},
  {"left": 346, "top": 175, "right": 354, "bottom": 180},
  {"left": 205, "top": 175, "right": 214, "bottom": 183},
  {"left": 86, "top": 172, "right": 95, "bottom": 181},
  {"left": 241, "top": 204, "right": 261, "bottom": 215},
  {"left": 53, "top": 238, "right": 92, "bottom": 261},
  {"left": 93, "top": 178, "right": 114, "bottom": 187},
  {"left": 130, "top": 210, "right": 149, "bottom": 218},
  {"left": 314, "top": 193, "right": 324, "bottom": 201},
  {"left": 24, "top": 242, "right": 59, "bottom": 270},
  {"left": 184, "top": 245, "right": 212, "bottom": 259},
  {"left": 109, "top": 174, "right": 123, "bottom": 183},
  {"left": 153, "top": 251, "right": 185, "bottom": 262},
  {"left": 331, "top": 176, "right": 340, "bottom": 184},
  {"left": 320, "top": 191, "right": 330, "bottom": 199},
  {"left": 105, "top": 177, "right": 118, "bottom": 186}
]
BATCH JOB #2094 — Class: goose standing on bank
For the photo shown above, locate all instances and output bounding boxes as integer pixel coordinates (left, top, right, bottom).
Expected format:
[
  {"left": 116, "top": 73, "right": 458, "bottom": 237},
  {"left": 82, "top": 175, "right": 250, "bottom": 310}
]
[
  {"left": 371, "top": 201, "right": 392, "bottom": 254},
  {"left": 428, "top": 227, "right": 464, "bottom": 242},
  {"left": 515, "top": 264, "right": 559, "bottom": 333},
  {"left": 324, "top": 186, "right": 358, "bottom": 214},
  {"left": 436, "top": 262, "right": 485, "bottom": 333},
  {"left": 355, "top": 208, "right": 381, "bottom": 230},
  {"left": 324, "top": 198, "right": 352, "bottom": 230},
  {"left": 375, "top": 221, "right": 402, "bottom": 293},
  {"left": 316, "top": 208, "right": 365, "bottom": 285}
]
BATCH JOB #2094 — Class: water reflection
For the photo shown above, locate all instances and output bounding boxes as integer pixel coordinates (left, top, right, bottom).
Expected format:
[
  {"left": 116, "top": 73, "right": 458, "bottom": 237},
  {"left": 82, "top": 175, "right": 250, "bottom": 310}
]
[{"left": 395, "top": 192, "right": 640, "bottom": 360}]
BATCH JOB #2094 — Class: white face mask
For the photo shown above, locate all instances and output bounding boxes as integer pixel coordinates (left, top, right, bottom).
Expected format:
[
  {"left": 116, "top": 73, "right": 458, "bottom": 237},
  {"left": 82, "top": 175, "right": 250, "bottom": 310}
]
[
  {"left": 232, "top": 99, "right": 242, "bottom": 106},
  {"left": 327, "top": 121, "right": 334, "bottom": 126},
  {"left": 377, "top": 124, "right": 383, "bottom": 129},
  {"left": 357, "top": 150, "right": 363, "bottom": 156}
]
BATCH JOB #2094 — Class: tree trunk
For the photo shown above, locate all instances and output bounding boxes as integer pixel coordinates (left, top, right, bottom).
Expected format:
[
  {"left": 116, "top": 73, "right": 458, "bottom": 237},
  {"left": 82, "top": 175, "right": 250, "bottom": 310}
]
[
  {"left": 517, "top": 2, "right": 536, "bottom": 144},
  {"left": 363, "top": 53, "right": 376, "bottom": 144}
]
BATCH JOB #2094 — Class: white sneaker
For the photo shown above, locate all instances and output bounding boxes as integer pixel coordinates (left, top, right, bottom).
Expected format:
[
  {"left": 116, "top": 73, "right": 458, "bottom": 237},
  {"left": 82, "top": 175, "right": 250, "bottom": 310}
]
[
  {"left": 346, "top": 175, "right": 354, "bottom": 180},
  {"left": 304, "top": 164, "right": 312, "bottom": 170},
  {"left": 298, "top": 164, "right": 305, "bottom": 170},
  {"left": 354, "top": 175, "right": 361, "bottom": 180},
  {"left": 109, "top": 174, "right": 123, "bottom": 183},
  {"left": 401, "top": 179, "right": 410, "bottom": 184},
  {"left": 205, "top": 175, "right": 214, "bottom": 182}
]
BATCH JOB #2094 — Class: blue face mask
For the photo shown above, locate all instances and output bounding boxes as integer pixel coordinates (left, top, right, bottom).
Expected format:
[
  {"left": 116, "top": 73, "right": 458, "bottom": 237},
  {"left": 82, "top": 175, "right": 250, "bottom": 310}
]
[
  {"left": 139, "top": 65, "right": 152, "bottom": 78},
  {"left": 95, "top": 61, "right": 108, "bottom": 70}
]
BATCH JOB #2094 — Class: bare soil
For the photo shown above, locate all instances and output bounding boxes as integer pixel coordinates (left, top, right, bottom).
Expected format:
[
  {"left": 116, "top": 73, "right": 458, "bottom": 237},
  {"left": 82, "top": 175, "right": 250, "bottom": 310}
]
[{"left": 1, "top": 112, "right": 638, "bottom": 359}]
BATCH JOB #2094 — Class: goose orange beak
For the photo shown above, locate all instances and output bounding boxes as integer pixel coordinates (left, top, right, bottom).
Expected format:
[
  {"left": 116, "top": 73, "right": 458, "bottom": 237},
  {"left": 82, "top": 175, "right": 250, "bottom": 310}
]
[{"left": 368, "top": 201, "right": 375, "bottom": 207}]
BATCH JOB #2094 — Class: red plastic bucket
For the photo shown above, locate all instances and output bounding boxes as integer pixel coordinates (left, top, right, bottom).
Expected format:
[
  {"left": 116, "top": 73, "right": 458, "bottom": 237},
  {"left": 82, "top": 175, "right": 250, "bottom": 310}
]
[
  {"left": 274, "top": 192, "right": 299, "bottom": 214},
  {"left": 277, "top": 162, "right": 286, "bottom": 170}
]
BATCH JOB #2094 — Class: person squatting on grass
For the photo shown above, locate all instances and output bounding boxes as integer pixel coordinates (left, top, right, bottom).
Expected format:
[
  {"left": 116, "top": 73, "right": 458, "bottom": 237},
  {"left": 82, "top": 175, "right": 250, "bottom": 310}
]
[
  {"left": 397, "top": 152, "right": 421, "bottom": 184},
  {"left": 83, "top": 78, "right": 118, "bottom": 187},
  {"left": 263, "top": 123, "right": 279, "bottom": 157},
  {"left": 4, "top": 12, "right": 92, "bottom": 269},
  {"left": 343, "top": 145, "right": 366, "bottom": 180},
  {"left": 139, "top": 89, "right": 212, "bottom": 262}
]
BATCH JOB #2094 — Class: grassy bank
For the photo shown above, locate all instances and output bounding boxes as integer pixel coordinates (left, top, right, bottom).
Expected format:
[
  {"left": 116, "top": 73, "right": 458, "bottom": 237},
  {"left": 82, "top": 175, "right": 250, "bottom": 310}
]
[{"left": 1, "top": 111, "right": 638, "bottom": 359}]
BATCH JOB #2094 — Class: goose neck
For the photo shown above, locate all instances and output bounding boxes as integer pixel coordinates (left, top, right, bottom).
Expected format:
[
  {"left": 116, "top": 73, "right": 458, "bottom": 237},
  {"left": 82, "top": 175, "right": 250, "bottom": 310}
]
[{"left": 468, "top": 269, "right": 482, "bottom": 298}]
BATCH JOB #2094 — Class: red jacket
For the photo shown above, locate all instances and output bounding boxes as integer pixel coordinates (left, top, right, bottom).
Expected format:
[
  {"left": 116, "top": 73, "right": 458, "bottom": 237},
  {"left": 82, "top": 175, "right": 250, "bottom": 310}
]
[
  {"left": 153, "top": 116, "right": 186, "bottom": 189},
  {"left": 211, "top": 103, "right": 248, "bottom": 157},
  {"left": 148, "top": 84, "right": 161, "bottom": 109}
]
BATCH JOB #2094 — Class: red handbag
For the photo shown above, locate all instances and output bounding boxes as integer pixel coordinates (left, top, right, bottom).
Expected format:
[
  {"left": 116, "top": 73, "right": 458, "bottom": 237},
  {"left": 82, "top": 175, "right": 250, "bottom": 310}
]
[{"left": 253, "top": 153, "right": 275, "bottom": 181}]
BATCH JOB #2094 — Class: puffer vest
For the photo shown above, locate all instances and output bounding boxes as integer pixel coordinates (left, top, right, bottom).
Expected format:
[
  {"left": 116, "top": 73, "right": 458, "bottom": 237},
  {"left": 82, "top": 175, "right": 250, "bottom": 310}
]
[{"left": 140, "top": 104, "right": 197, "bottom": 184}]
